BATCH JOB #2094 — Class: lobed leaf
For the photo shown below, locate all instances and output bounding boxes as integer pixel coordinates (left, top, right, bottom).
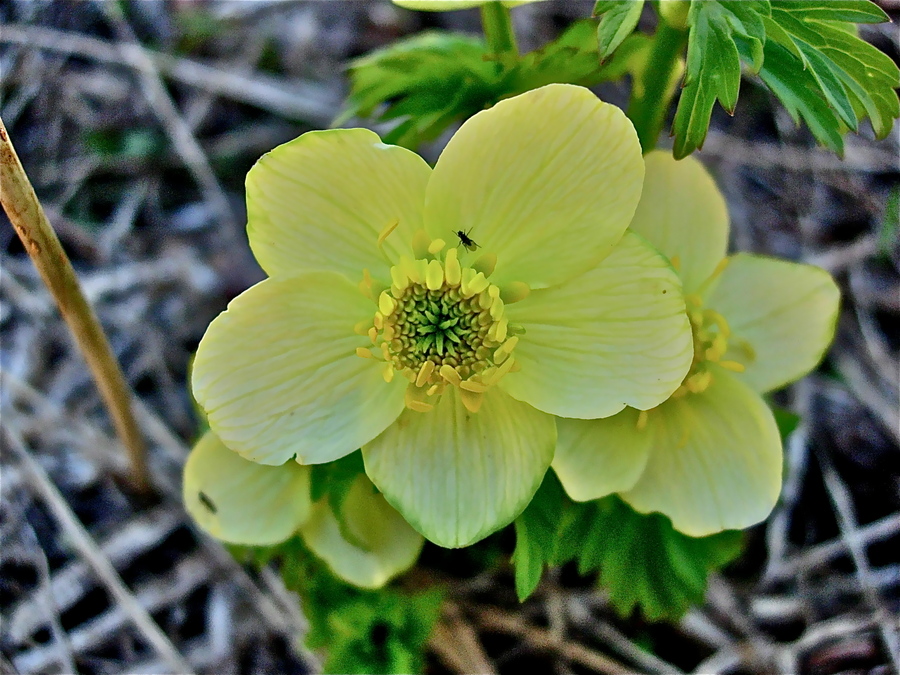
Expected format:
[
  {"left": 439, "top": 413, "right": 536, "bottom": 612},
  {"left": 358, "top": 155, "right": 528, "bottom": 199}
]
[{"left": 594, "top": 0, "right": 646, "bottom": 60}]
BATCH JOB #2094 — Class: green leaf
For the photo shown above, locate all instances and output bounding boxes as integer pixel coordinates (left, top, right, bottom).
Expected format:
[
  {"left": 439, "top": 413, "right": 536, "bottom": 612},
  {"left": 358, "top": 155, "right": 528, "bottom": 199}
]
[
  {"left": 339, "top": 31, "right": 501, "bottom": 148},
  {"left": 767, "top": 3, "right": 900, "bottom": 139},
  {"left": 672, "top": 0, "right": 769, "bottom": 158},
  {"left": 310, "top": 451, "right": 371, "bottom": 550},
  {"left": 512, "top": 472, "right": 567, "bottom": 601},
  {"left": 507, "top": 20, "right": 605, "bottom": 94},
  {"left": 239, "top": 536, "right": 443, "bottom": 675},
  {"left": 594, "top": 1, "right": 646, "bottom": 60},
  {"left": 578, "top": 497, "right": 744, "bottom": 622},
  {"left": 770, "top": 405, "right": 800, "bottom": 440},
  {"left": 878, "top": 187, "right": 900, "bottom": 259}
]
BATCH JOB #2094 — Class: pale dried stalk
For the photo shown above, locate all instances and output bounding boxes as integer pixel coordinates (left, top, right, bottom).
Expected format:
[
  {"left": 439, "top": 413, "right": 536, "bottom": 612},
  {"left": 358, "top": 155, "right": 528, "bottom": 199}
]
[{"left": 0, "top": 116, "right": 150, "bottom": 493}]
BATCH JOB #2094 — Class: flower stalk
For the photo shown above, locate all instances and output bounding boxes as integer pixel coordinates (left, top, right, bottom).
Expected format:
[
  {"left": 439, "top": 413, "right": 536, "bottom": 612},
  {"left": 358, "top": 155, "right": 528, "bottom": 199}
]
[
  {"left": 480, "top": 2, "right": 519, "bottom": 70},
  {"left": 627, "top": 17, "right": 688, "bottom": 153},
  {"left": 0, "top": 116, "right": 150, "bottom": 494}
]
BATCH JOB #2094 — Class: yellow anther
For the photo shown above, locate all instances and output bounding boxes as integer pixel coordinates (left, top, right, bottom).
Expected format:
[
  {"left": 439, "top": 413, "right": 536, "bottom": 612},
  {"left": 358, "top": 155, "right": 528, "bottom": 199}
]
[
  {"left": 383, "top": 324, "right": 395, "bottom": 342},
  {"left": 368, "top": 327, "right": 378, "bottom": 344},
  {"left": 719, "top": 360, "right": 746, "bottom": 372},
  {"left": 489, "top": 317, "right": 508, "bottom": 343},
  {"left": 440, "top": 364, "right": 462, "bottom": 386},
  {"left": 459, "top": 388, "right": 484, "bottom": 413},
  {"left": 509, "top": 361, "right": 522, "bottom": 373},
  {"left": 373, "top": 312, "right": 384, "bottom": 330},
  {"left": 412, "top": 228, "right": 431, "bottom": 259},
  {"left": 354, "top": 320, "right": 371, "bottom": 336},
  {"left": 686, "top": 370, "right": 712, "bottom": 393},
  {"left": 463, "top": 271, "right": 489, "bottom": 297},
  {"left": 407, "top": 400, "right": 434, "bottom": 413},
  {"left": 379, "top": 292, "right": 396, "bottom": 316},
  {"left": 489, "top": 295, "right": 505, "bottom": 320},
  {"left": 485, "top": 355, "right": 515, "bottom": 385},
  {"left": 390, "top": 265, "right": 409, "bottom": 292},
  {"left": 501, "top": 282, "right": 530, "bottom": 304},
  {"left": 377, "top": 219, "right": 399, "bottom": 248},
  {"left": 478, "top": 289, "right": 493, "bottom": 310},
  {"left": 426, "top": 384, "right": 441, "bottom": 396},
  {"left": 460, "top": 378, "right": 489, "bottom": 393},
  {"left": 472, "top": 252, "right": 497, "bottom": 277},
  {"left": 426, "top": 259, "right": 444, "bottom": 290},
  {"left": 356, "top": 347, "right": 373, "bottom": 359},
  {"left": 416, "top": 360, "right": 436, "bottom": 387},
  {"left": 400, "top": 256, "right": 422, "bottom": 284},
  {"left": 636, "top": 410, "right": 649, "bottom": 431},
  {"left": 444, "top": 248, "right": 462, "bottom": 286},
  {"left": 382, "top": 363, "right": 395, "bottom": 383},
  {"left": 493, "top": 336, "right": 517, "bottom": 363},
  {"left": 428, "top": 238, "right": 446, "bottom": 255}
]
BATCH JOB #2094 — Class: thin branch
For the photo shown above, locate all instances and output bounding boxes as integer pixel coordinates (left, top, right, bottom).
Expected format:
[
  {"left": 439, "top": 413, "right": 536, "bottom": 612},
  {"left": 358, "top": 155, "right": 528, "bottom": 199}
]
[{"left": 0, "top": 117, "right": 150, "bottom": 494}]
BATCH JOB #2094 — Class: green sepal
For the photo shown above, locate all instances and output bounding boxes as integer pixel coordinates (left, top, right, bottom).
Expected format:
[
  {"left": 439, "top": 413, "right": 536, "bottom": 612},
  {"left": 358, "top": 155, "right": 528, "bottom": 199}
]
[{"left": 310, "top": 450, "right": 371, "bottom": 550}]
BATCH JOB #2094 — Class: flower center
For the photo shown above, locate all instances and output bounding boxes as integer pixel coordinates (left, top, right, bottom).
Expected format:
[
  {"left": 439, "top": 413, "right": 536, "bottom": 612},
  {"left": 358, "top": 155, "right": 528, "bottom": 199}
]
[
  {"left": 672, "top": 294, "right": 744, "bottom": 398},
  {"left": 357, "top": 232, "right": 524, "bottom": 414}
]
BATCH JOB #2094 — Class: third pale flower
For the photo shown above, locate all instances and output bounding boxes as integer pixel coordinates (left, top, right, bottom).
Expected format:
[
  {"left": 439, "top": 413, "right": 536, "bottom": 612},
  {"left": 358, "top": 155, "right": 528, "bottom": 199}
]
[
  {"left": 553, "top": 151, "right": 841, "bottom": 536},
  {"left": 191, "top": 84, "right": 693, "bottom": 548}
]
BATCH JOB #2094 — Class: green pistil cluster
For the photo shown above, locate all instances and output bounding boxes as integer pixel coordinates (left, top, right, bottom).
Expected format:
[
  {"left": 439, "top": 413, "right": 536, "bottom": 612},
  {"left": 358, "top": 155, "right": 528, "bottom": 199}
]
[{"left": 391, "top": 285, "right": 494, "bottom": 379}]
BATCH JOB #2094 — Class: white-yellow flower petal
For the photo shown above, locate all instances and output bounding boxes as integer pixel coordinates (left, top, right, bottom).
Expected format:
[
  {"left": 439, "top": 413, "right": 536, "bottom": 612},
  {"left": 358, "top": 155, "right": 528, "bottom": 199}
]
[
  {"left": 362, "top": 387, "right": 555, "bottom": 548},
  {"left": 183, "top": 431, "right": 311, "bottom": 545},
  {"left": 424, "top": 84, "right": 644, "bottom": 290},
  {"left": 628, "top": 150, "right": 729, "bottom": 293},
  {"left": 502, "top": 232, "right": 693, "bottom": 419},
  {"left": 621, "top": 369, "right": 783, "bottom": 536},
  {"left": 192, "top": 272, "right": 406, "bottom": 466},
  {"left": 299, "top": 475, "right": 424, "bottom": 589},
  {"left": 247, "top": 128, "right": 431, "bottom": 280},
  {"left": 705, "top": 253, "right": 840, "bottom": 393},
  {"left": 552, "top": 409, "right": 653, "bottom": 502}
]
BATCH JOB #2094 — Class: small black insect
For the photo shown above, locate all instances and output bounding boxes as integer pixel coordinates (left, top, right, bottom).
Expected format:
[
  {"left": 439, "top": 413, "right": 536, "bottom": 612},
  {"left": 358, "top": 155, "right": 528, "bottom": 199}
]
[
  {"left": 198, "top": 491, "right": 217, "bottom": 514},
  {"left": 455, "top": 228, "right": 479, "bottom": 252}
]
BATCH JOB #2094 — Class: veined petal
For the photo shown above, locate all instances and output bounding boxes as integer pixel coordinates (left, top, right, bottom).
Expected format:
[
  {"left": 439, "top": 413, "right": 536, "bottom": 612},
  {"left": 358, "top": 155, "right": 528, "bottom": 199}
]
[
  {"left": 552, "top": 409, "right": 652, "bottom": 502},
  {"left": 299, "top": 475, "right": 424, "bottom": 589},
  {"left": 247, "top": 129, "right": 430, "bottom": 280},
  {"left": 628, "top": 151, "right": 729, "bottom": 293},
  {"left": 502, "top": 232, "right": 693, "bottom": 419},
  {"left": 362, "top": 387, "right": 555, "bottom": 548},
  {"left": 424, "top": 84, "right": 644, "bottom": 290},
  {"left": 705, "top": 254, "right": 840, "bottom": 393},
  {"left": 621, "top": 370, "right": 783, "bottom": 536},
  {"left": 192, "top": 272, "right": 406, "bottom": 466},
  {"left": 183, "top": 431, "right": 311, "bottom": 545}
]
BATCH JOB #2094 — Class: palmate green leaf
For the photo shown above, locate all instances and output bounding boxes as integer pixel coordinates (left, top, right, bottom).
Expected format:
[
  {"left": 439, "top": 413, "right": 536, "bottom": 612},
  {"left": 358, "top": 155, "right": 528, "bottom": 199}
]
[
  {"left": 672, "top": 0, "right": 898, "bottom": 158},
  {"left": 594, "top": 0, "right": 646, "bottom": 60},
  {"left": 236, "top": 536, "right": 443, "bottom": 675},
  {"left": 512, "top": 474, "right": 743, "bottom": 620},
  {"left": 578, "top": 497, "right": 744, "bottom": 622},
  {"left": 507, "top": 19, "right": 606, "bottom": 94},
  {"left": 339, "top": 31, "right": 501, "bottom": 148},
  {"left": 765, "top": 2, "right": 899, "bottom": 141},
  {"left": 672, "top": 0, "right": 769, "bottom": 158}
]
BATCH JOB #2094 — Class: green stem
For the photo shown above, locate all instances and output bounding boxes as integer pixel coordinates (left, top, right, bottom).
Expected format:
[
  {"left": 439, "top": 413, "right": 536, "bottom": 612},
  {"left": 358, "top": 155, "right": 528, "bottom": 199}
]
[
  {"left": 0, "top": 116, "right": 151, "bottom": 494},
  {"left": 480, "top": 2, "right": 518, "bottom": 70},
  {"left": 627, "top": 18, "right": 688, "bottom": 154}
]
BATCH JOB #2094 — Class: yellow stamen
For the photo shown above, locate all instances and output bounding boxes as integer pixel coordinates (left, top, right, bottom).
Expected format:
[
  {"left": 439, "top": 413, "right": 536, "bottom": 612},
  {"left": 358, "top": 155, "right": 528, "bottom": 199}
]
[
  {"left": 407, "top": 400, "right": 434, "bottom": 413},
  {"left": 440, "top": 365, "right": 462, "bottom": 386},
  {"left": 444, "top": 248, "right": 462, "bottom": 286},
  {"left": 378, "top": 292, "right": 396, "bottom": 316},
  {"left": 412, "top": 228, "right": 431, "bottom": 259},
  {"left": 501, "top": 281, "right": 530, "bottom": 304},
  {"left": 426, "top": 259, "right": 444, "bottom": 290},
  {"left": 416, "top": 360, "right": 436, "bottom": 387},
  {"left": 390, "top": 266, "right": 409, "bottom": 293},
  {"left": 428, "top": 238, "right": 446, "bottom": 255},
  {"left": 472, "top": 252, "right": 497, "bottom": 277},
  {"left": 459, "top": 389, "right": 483, "bottom": 413},
  {"left": 377, "top": 219, "right": 399, "bottom": 249},
  {"left": 719, "top": 360, "right": 745, "bottom": 372},
  {"left": 355, "top": 347, "right": 373, "bottom": 359},
  {"left": 460, "top": 378, "right": 489, "bottom": 393},
  {"left": 636, "top": 410, "right": 649, "bottom": 431},
  {"left": 382, "top": 363, "right": 395, "bottom": 383}
]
